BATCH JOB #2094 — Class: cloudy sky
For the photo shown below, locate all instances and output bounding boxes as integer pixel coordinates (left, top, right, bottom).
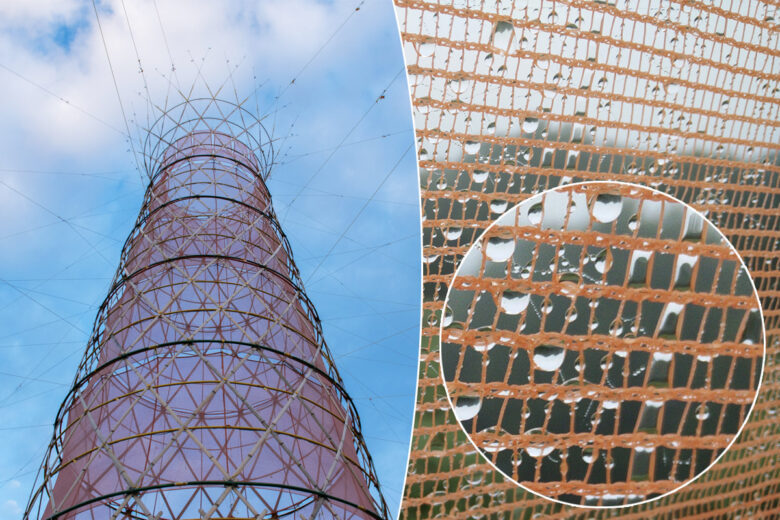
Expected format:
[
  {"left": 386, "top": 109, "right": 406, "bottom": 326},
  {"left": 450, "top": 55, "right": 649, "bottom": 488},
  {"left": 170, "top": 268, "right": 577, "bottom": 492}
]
[{"left": 0, "top": 0, "right": 418, "bottom": 517}]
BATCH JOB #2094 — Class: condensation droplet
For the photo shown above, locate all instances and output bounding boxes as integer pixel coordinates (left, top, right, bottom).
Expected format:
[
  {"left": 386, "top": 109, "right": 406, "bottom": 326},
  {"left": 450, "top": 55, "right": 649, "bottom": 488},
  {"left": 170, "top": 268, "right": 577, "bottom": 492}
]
[
  {"left": 443, "top": 306, "right": 454, "bottom": 327},
  {"left": 472, "top": 169, "right": 489, "bottom": 183},
  {"left": 524, "top": 428, "right": 554, "bottom": 458},
  {"left": 628, "top": 214, "right": 639, "bottom": 231},
  {"left": 486, "top": 237, "right": 515, "bottom": 262},
  {"left": 464, "top": 141, "right": 480, "bottom": 155},
  {"left": 528, "top": 202, "right": 543, "bottom": 225},
  {"left": 592, "top": 193, "right": 622, "bottom": 223},
  {"left": 533, "top": 344, "right": 565, "bottom": 371},
  {"left": 500, "top": 291, "right": 530, "bottom": 315},
  {"left": 522, "top": 117, "right": 539, "bottom": 134},
  {"left": 445, "top": 227, "right": 463, "bottom": 241},
  {"left": 454, "top": 396, "right": 482, "bottom": 421}
]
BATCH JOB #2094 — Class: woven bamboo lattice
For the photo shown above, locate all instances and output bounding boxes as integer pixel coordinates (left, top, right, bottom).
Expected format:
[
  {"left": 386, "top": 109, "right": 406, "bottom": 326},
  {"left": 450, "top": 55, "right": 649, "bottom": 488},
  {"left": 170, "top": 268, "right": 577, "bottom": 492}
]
[
  {"left": 394, "top": 0, "right": 779, "bottom": 518},
  {"left": 439, "top": 181, "right": 763, "bottom": 507},
  {"left": 24, "top": 98, "right": 389, "bottom": 520}
]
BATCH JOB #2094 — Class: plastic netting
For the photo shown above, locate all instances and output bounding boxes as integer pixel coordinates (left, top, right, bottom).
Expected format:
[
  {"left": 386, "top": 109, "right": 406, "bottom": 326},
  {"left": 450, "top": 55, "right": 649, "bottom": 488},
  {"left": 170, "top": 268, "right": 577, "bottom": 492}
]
[
  {"left": 440, "top": 182, "right": 764, "bottom": 507},
  {"left": 394, "top": 0, "right": 779, "bottom": 518}
]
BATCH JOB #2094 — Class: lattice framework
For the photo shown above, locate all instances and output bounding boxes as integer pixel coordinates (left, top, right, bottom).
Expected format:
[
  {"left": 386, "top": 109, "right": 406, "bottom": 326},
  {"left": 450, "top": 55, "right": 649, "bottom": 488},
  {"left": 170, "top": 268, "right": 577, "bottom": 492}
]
[{"left": 24, "top": 98, "right": 390, "bottom": 520}]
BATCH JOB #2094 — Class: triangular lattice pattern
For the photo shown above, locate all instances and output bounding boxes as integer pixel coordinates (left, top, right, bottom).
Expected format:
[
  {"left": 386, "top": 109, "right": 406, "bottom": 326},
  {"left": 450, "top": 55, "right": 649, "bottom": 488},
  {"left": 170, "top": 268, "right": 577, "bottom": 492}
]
[{"left": 24, "top": 99, "right": 389, "bottom": 520}]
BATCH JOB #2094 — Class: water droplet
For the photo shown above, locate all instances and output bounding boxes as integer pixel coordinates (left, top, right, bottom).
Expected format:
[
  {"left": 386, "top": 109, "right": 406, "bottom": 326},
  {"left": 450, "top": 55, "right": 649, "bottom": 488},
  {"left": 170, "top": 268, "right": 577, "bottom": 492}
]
[
  {"left": 582, "top": 446, "right": 596, "bottom": 463},
  {"left": 653, "top": 352, "right": 673, "bottom": 363},
  {"left": 454, "top": 396, "right": 482, "bottom": 421},
  {"left": 491, "top": 20, "right": 516, "bottom": 51},
  {"left": 472, "top": 169, "right": 488, "bottom": 183},
  {"left": 524, "top": 428, "right": 554, "bottom": 458},
  {"left": 593, "top": 248, "right": 613, "bottom": 273},
  {"left": 500, "top": 291, "right": 530, "bottom": 315},
  {"left": 658, "top": 302, "right": 684, "bottom": 337},
  {"left": 696, "top": 403, "right": 710, "bottom": 421},
  {"left": 628, "top": 215, "right": 639, "bottom": 231},
  {"left": 464, "top": 141, "right": 480, "bottom": 155},
  {"left": 592, "top": 193, "right": 622, "bottom": 223},
  {"left": 528, "top": 202, "right": 543, "bottom": 225},
  {"left": 602, "top": 400, "right": 619, "bottom": 410},
  {"left": 417, "top": 41, "right": 435, "bottom": 57},
  {"left": 490, "top": 199, "right": 508, "bottom": 213},
  {"left": 443, "top": 306, "right": 454, "bottom": 327},
  {"left": 445, "top": 227, "right": 463, "bottom": 241},
  {"left": 522, "top": 117, "right": 539, "bottom": 134},
  {"left": 486, "top": 237, "right": 515, "bottom": 262},
  {"left": 533, "top": 344, "right": 565, "bottom": 371},
  {"left": 472, "top": 338, "right": 496, "bottom": 353}
]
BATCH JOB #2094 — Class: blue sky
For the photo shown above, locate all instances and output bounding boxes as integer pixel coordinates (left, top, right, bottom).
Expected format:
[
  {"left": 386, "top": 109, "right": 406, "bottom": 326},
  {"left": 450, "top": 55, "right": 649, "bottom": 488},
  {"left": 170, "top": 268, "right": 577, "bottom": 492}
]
[{"left": 0, "top": 0, "right": 419, "bottom": 517}]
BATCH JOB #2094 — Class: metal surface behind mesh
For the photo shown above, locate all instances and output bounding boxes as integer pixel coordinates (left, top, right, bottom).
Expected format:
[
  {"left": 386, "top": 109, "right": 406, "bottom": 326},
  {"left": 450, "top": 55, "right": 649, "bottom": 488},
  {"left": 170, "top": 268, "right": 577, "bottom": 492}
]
[
  {"left": 24, "top": 99, "right": 389, "bottom": 520},
  {"left": 394, "top": 0, "right": 779, "bottom": 518},
  {"left": 440, "top": 182, "right": 763, "bottom": 507}
]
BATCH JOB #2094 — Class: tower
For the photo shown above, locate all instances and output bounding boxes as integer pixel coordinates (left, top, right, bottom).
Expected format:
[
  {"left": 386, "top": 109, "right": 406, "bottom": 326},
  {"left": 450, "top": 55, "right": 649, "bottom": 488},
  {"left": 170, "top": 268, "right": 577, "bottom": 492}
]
[{"left": 24, "top": 98, "right": 390, "bottom": 520}]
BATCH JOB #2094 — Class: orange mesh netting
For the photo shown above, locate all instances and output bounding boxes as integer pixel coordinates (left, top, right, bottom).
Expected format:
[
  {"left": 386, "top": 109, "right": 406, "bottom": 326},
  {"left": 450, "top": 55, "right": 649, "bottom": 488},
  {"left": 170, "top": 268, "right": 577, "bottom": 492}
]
[
  {"left": 393, "top": 0, "right": 779, "bottom": 518},
  {"left": 439, "top": 182, "right": 764, "bottom": 507}
]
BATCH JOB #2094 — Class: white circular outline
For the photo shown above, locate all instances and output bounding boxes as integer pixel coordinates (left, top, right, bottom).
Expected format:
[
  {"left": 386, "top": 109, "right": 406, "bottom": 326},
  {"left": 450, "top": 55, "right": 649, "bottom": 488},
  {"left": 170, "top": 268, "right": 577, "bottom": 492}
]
[{"left": 437, "top": 180, "right": 768, "bottom": 510}]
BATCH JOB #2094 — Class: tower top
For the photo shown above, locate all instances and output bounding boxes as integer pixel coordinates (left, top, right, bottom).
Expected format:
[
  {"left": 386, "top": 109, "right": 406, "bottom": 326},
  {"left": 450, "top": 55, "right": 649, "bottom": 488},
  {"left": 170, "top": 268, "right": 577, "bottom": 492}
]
[{"left": 143, "top": 97, "right": 274, "bottom": 180}]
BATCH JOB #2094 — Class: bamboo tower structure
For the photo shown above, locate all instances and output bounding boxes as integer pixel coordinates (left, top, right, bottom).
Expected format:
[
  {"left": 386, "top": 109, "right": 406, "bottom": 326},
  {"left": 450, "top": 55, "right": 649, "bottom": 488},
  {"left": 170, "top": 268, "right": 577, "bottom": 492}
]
[{"left": 24, "top": 97, "right": 390, "bottom": 520}]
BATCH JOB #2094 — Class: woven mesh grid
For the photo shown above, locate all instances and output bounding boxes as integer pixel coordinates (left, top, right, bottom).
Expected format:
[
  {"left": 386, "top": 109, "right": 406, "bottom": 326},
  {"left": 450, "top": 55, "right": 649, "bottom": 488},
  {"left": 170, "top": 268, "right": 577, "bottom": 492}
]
[
  {"left": 395, "top": 0, "right": 779, "bottom": 518},
  {"left": 439, "top": 182, "right": 763, "bottom": 507}
]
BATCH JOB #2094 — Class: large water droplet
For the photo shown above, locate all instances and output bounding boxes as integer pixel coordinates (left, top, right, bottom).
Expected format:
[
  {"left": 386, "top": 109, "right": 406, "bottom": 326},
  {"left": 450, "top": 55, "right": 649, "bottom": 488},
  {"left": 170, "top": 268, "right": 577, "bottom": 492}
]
[
  {"left": 472, "top": 337, "right": 496, "bottom": 353},
  {"left": 500, "top": 291, "right": 530, "bottom": 315},
  {"left": 464, "top": 141, "right": 480, "bottom": 155},
  {"left": 443, "top": 306, "right": 454, "bottom": 327},
  {"left": 592, "top": 193, "right": 622, "bottom": 222},
  {"left": 658, "top": 302, "right": 684, "bottom": 337},
  {"left": 472, "top": 169, "right": 489, "bottom": 183},
  {"left": 528, "top": 202, "right": 543, "bottom": 224},
  {"left": 593, "top": 248, "right": 613, "bottom": 274},
  {"left": 445, "top": 227, "right": 463, "bottom": 241},
  {"left": 522, "top": 117, "right": 539, "bottom": 133},
  {"left": 490, "top": 199, "right": 508, "bottom": 213},
  {"left": 533, "top": 344, "right": 565, "bottom": 371},
  {"left": 582, "top": 446, "right": 596, "bottom": 463},
  {"left": 486, "top": 237, "right": 515, "bottom": 262},
  {"left": 454, "top": 396, "right": 482, "bottom": 421},
  {"left": 628, "top": 214, "right": 639, "bottom": 231},
  {"left": 524, "top": 428, "right": 554, "bottom": 458},
  {"left": 491, "top": 20, "right": 516, "bottom": 51}
]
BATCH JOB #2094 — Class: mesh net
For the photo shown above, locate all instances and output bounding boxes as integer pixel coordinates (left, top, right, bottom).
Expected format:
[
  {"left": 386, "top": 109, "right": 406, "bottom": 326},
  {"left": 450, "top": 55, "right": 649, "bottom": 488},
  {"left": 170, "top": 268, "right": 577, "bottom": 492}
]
[
  {"left": 440, "top": 182, "right": 764, "bottom": 507},
  {"left": 394, "top": 0, "right": 779, "bottom": 518}
]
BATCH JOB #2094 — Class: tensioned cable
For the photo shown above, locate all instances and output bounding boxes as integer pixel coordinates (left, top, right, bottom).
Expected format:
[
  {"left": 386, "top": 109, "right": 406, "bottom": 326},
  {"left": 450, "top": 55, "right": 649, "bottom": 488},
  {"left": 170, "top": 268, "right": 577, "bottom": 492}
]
[
  {"left": 89, "top": 0, "right": 145, "bottom": 184},
  {"left": 0, "top": 62, "right": 125, "bottom": 136}
]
